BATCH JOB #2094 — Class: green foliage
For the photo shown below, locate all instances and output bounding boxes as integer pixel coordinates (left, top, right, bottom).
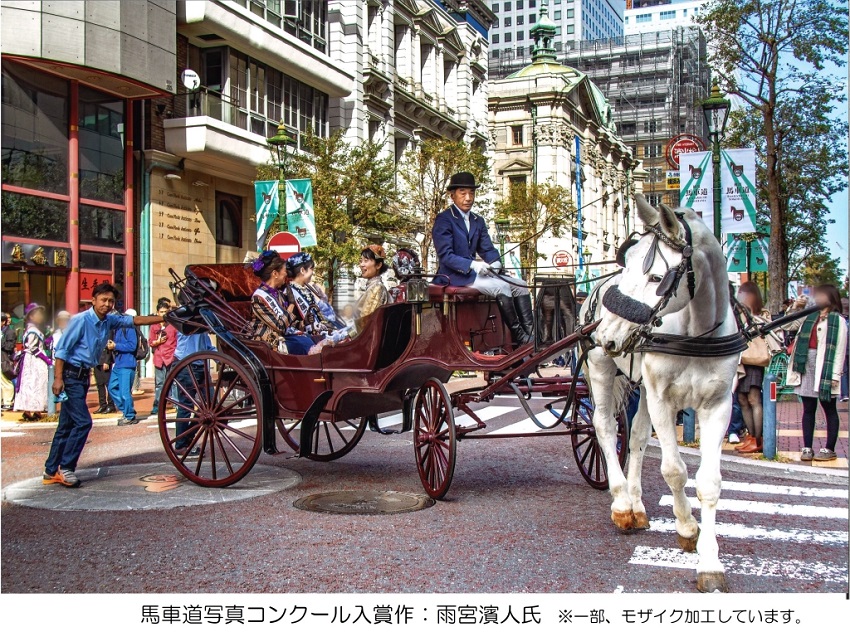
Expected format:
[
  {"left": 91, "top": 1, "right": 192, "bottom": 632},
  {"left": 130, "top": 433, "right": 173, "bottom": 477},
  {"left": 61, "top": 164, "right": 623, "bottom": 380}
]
[
  {"left": 494, "top": 179, "right": 576, "bottom": 278},
  {"left": 397, "top": 139, "right": 490, "bottom": 269},
  {"left": 257, "top": 132, "right": 411, "bottom": 300},
  {"left": 698, "top": 0, "right": 848, "bottom": 312},
  {"left": 801, "top": 251, "right": 844, "bottom": 288}
]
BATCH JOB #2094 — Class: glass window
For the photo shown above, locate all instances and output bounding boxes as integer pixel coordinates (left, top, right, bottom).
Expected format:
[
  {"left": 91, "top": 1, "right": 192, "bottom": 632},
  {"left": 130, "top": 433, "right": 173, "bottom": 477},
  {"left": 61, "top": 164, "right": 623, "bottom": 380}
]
[
  {"left": 504, "top": 1, "right": 511, "bottom": 9},
  {"left": 79, "top": 250, "right": 113, "bottom": 270},
  {"left": 530, "top": 13, "right": 536, "bottom": 22},
  {"left": 567, "top": 8, "right": 574, "bottom": 18},
  {"left": 492, "top": 34, "right": 500, "bottom": 43},
  {"left": 660, "top": 10, "right": 676, "bottom": 19},
  {"left": 78, "top": 87, "right": 125, "bottom": 204},
  {"left": 511, "top": 125, "right": 523, "bottom": 145},
  {"left": 529, "top": 0, "right": 536, "bottom": 6},
  {"left": 505, "top": 32, "right": 512, "bottom": 42},
  {"left": 216, "top": 192, "right": 242, "bottom": 247},
  {"left": 504, "top": 16, "right": 511, "bottom": 26},
  {"left": 493, "top": 3, "right": 499, "bottom": 12},
  {"left": 1, "top": 191, "right": 68, "bottom": 242},
  {"left": 79, "top": 204, "right": 124, "bottom": 247},
  {"left": 517, "top": 15, "right": 524, "bottom": 25},
  {"left": 516, "top": 0, "right": 523, "bottom": 8},
  {"left": 493, "top": 17, "right": 499, "bottom": 28},
  {"left": 636, "top": 13, "right": 652, "bottom": 22},
  {"left": 1, "top": 63, "right": 69, "bottom": 194}
]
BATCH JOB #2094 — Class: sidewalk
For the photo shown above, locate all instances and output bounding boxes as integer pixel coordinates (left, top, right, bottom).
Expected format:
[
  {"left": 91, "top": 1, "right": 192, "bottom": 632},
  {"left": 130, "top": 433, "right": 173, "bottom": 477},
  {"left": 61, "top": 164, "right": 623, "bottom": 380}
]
[{"left": 772, "top": 397, "right": 849, "bottom": 468}]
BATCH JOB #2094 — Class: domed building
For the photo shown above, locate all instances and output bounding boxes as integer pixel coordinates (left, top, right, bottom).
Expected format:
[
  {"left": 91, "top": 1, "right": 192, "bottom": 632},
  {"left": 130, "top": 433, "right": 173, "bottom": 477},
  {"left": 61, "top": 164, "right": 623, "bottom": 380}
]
[{"left": 488, "top": 0, "right": 645, "bottom": 279}]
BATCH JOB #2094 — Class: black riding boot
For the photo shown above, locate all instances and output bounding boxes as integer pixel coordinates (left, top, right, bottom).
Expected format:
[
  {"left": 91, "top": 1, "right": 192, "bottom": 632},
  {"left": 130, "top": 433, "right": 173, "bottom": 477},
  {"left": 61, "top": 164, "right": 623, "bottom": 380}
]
[
  {"left": 514, "top": 294, "right": 535, "bottom": 342},
  {"left": 497, "top": 295, "right": 532, "bottom": 347}
]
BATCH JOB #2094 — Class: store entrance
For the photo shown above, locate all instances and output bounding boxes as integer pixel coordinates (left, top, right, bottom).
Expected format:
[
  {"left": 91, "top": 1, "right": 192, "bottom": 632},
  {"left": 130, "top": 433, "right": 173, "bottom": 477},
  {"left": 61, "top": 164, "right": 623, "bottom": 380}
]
[{"left": 1, "top": 268, "right": 68, "bottom": 328}]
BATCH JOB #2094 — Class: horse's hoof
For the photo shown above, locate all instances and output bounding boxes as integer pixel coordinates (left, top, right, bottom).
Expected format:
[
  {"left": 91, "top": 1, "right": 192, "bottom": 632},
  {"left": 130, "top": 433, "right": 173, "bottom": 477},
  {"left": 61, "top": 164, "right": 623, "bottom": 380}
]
[
  {"left": 677, "top": 527, "right": 700, "bottom": 552},
  {"left": 632, "top": 511, "right": 650, "bottom": 530},
  {"left": 697, "top": 571, "right": 729, "bottom": 593},
  {"left": 611, "top": 510, "right": 634, "bottom": 532}
]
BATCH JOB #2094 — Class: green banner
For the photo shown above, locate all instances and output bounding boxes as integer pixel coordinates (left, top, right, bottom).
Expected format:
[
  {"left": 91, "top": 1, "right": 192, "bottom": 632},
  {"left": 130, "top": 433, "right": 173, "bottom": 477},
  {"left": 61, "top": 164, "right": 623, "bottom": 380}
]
[
  {"left": 726, "top": 235, "right": 747, "bottom": 272},
  {"left": 254, "top": 180, "right": 280, "bottom": 251},
  {"left": 285, "top": 179, "right": 316, "bottom": 248}
]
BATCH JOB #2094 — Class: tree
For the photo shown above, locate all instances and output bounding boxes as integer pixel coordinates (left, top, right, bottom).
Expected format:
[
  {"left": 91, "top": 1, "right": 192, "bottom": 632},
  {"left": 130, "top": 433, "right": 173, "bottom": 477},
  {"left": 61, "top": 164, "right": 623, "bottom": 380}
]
[
  {"left": 396, "top": 138, "right": 490, "bottom": 269},
  {"left": 800, "top": 252, "right": 844, "bottom": 288},
  {"left": 258, "top": 132, "right": 412, "bottom": 301},
  {"left": 494, "top": 179, "right": 576, "bottom": 278},
  {"left": 698, "top": 0, "right": 848, "bottom": 312}
]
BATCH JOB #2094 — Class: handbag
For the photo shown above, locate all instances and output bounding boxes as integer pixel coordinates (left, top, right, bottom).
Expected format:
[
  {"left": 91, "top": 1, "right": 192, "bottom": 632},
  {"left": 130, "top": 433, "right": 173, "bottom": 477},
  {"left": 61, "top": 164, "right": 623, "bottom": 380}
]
[{"left": 741, "top": 336, "right": 770, "bottom": 367}]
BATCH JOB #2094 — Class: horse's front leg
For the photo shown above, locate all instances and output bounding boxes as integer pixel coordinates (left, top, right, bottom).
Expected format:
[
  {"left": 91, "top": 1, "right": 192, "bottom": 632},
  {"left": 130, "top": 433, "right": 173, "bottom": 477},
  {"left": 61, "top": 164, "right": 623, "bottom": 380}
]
[
  {"left": 625, "top": 384, "right": 652, "bottom": 529},
  {"left": 693, "top": 394, "right": 733, "bottom": 593},
  {"left": 647, "top": 390, "right": 699, "bottom": 549}
]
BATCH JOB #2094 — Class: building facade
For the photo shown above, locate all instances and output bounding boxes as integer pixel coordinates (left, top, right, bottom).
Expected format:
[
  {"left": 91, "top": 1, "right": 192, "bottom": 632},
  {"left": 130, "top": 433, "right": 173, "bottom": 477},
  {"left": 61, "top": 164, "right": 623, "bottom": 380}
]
[
  {"left": 489, "top": 0, "right": 623, "bottom": 65},
  {"left": 491, "top": 27, "right": 710, "bottom": 208},
  {"left": 488, "top": 6, "right": 642, "bottom": 276},
  {"left": 625, "top": 0, "right": 707, "bottom": 35},
  {"left": 1, "top": 0, "right": 177, "bottom": 319}
]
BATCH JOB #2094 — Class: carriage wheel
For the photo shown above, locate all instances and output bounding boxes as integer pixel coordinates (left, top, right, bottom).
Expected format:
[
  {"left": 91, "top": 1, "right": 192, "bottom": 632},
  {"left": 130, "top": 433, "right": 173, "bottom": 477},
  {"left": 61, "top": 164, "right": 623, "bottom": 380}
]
[
  {"left": 159, "top": 351, "right": 263, "bottom": 488},
  {"left": 275, "top": 416, "right": 369, "bottom": 462},
  {"left": 570, "top": 397, "right": 628, "bottom": 490},
  {"left": 413, "top": 378, "right": 457, "bottom": 500}
]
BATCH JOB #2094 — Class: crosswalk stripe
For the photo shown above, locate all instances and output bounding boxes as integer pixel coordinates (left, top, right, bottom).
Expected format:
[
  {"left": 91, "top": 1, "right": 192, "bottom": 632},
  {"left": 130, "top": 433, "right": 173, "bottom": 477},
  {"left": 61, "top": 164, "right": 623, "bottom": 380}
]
[
  {"left": 649, "top": 518, "right": 848, "bottom": 545},
  {"left": 686, "top": 479, "right": 847, "bottom": 499},
  {"left": 629, "top": 546, "right": 846, "bottom": 583},
  {"left": 0, "top": 431, "right": 25, "bottom": 438},
  {"left": 659, "top": 496, "right": 847, "bottom": 519},
  {"left": 487, "top": 417, "right": 547, "bottom": 435},
  {"left": 377, "top": 405, "right": 518, "bottom": 431}
]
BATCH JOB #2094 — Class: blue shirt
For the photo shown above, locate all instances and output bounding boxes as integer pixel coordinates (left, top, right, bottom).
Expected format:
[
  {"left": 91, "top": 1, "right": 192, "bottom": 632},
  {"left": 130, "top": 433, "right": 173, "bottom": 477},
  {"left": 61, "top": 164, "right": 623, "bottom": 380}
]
[
  {"left": 174, "top": 332, "right": 214, "bottom": 365},
  {"left": 53, "top": 308, "right": 135, "bottom": 369},
  {"left": 112, "top": 326, "right": 138, "bottom": 370}
]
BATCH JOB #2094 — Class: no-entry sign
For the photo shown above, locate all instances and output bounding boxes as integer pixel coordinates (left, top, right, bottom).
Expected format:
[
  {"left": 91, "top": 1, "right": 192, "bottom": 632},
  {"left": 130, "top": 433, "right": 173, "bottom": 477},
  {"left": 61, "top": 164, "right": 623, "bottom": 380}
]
[
  {"left": 666, "top": 134, "right": 706, "bottom": 169},
  {"left": 267, "top": 231, "right": 301, "bottom": 259}
]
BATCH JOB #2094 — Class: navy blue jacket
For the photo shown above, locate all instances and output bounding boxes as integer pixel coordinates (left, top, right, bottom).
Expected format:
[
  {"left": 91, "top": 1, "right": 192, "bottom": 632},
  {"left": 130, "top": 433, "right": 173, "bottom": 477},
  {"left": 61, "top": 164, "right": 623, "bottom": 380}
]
[{"left": 432, "top": 205, "right": 501, "bottom": 286}]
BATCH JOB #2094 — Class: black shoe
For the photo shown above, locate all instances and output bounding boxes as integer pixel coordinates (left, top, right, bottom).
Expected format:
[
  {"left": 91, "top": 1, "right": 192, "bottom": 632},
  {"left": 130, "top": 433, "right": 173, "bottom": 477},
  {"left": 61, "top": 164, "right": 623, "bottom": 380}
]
[
  {"left": 117, "top": 417, "right": 138, "bottom": 426},
  {"left": 104, "top": 405, "right": 117, "bottom": 414},
  {"left": 514, "top": 294, "right": 535, "bottom": 341},
  {"left": 497, "top": 295, "right": 532, "bottom": 347},
  {"left": 93, "top": 405, "right": 107, "bottom": 414}
]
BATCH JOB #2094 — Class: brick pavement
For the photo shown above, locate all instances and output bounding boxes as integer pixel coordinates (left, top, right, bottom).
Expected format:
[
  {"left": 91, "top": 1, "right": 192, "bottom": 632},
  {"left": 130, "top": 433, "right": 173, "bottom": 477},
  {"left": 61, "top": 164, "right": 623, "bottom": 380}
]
[{"left": 773, "top": 397, "right": 849, "bottom": 468}]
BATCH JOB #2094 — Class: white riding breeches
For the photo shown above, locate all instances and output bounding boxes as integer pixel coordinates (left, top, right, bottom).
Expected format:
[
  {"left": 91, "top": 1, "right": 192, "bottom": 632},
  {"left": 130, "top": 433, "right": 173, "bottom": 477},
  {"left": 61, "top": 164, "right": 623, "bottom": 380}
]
[{"left": 470, "top": 272, "right": 529, "bottom": 298}]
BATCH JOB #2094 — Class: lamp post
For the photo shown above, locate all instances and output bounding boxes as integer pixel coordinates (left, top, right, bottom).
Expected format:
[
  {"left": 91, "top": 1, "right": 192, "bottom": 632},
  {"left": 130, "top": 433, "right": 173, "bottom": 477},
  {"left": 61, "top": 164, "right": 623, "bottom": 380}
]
[
  {"left": 581, "top": 245, "right": 592, "bottom": 291},
  {"left": 266, "top": 121, "right": 295, "bottom": 235},
  {"left": 702, "top": 81, "right": 730, "bottom": 242},
  {"left": 494, "top": 217, "right": 511, "bottom": 257}
]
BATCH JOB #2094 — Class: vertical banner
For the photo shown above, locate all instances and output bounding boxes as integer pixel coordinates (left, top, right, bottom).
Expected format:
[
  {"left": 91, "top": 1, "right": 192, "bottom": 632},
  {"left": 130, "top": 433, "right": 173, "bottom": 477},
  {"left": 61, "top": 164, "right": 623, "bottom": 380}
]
[
  {"left": 254, "top": 180, "right": 280, "bottom": 251},
  {"left": 720, "top": 148, "right": 757, "bottom": 234},
  {"left": 678, "top": 151, "right": 713, "bottom": 225},
  {"left": 503, "top": 243, "right": 523, "bottom": 279},
  {"left": 285, "top": 179, "right": 317, "bottom": 248},
  {"left": 750, "top": 235, "right": 768, "bottom": 272},
  {"left": 726, "top": 234, "right": 747, "bottom": 272}
]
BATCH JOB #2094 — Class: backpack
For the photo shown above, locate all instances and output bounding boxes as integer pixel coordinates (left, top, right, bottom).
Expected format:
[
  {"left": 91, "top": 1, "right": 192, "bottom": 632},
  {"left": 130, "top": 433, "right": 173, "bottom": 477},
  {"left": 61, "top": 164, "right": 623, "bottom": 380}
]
[{"left": 134, "top": 326, "right": 150, "bottom": 361}]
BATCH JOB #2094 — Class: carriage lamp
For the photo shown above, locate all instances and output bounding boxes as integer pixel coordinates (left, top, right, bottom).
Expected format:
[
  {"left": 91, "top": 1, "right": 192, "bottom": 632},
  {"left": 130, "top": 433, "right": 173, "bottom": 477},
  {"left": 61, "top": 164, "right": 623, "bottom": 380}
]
[
  {"left": 266, "top": 121, "right": 295, "bottom": 233},
  {"left": 702, "top": 82, "right": 730, "bottom": 242}
]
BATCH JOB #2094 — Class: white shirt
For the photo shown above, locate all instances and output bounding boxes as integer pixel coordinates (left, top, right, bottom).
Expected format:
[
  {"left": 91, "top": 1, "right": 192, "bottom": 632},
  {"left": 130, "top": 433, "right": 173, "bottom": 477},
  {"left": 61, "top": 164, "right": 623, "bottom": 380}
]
[{"left": 454, "top": 205, "right": 471, "bottom": 233}]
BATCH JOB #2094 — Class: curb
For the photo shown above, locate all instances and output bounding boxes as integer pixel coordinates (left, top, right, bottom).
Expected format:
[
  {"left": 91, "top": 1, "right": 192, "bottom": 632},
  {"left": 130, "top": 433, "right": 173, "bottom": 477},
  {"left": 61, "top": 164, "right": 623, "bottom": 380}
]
[{"left": 645, "top": 438, "right": 848, "bottom": 486}]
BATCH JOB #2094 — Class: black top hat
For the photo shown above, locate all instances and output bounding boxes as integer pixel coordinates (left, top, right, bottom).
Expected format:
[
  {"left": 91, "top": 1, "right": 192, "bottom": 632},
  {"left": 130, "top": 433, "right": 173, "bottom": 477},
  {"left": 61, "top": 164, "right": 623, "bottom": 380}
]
[{"left": 446, "top": 171, "right": 481, "bottom": 191}]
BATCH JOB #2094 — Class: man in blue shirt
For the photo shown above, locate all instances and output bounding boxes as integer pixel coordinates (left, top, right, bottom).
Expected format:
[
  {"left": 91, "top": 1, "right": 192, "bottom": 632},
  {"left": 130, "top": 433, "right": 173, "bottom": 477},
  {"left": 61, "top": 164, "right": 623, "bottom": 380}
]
[
  {"left": 45, "top": 283, "right": 164, "bottom": 488},
  {"left": 108, "top": 308, "right": 139, "bottom": 426},
  {"left": 173, "top": 330, "right": 215, "bottom": 455}
]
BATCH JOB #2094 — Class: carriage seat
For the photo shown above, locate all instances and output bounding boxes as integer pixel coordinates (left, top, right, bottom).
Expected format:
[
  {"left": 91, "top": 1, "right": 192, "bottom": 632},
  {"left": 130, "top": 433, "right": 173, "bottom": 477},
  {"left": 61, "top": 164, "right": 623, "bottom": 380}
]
[
  {"left": 428, "top": 284, "right": 485, "bottom": 303},
  {"left": 184, "top": 264, "right": 259, "bottom": 322}
]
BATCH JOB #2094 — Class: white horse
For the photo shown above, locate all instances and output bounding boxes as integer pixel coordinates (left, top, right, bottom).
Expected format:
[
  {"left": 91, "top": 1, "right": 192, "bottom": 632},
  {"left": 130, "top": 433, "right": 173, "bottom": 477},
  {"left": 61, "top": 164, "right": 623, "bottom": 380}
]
[{"left": 580, "top": 195, "right": 741, "bottom": 592}]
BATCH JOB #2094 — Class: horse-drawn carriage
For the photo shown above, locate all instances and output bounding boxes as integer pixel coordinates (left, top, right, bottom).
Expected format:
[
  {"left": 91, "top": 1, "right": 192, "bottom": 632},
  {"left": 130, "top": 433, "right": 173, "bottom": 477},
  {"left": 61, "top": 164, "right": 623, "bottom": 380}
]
[{"left": 159, "top": 264, "right": 626, "bottom": 498}]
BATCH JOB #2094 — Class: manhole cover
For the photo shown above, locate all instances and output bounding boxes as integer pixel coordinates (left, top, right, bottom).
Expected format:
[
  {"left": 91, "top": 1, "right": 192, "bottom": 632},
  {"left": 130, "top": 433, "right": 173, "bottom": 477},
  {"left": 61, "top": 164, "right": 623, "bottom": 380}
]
[
  {"left": 293, "top": 490, "right": 434, "bottom": 515},
  {"left": 2, "top": 463, "right": 300, "bottom": 511}
]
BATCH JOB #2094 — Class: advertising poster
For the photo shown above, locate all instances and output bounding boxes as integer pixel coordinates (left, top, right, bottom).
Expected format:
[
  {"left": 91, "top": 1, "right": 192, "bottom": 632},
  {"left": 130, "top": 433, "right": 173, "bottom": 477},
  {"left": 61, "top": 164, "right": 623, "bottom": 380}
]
[
  {"left": 678, "top": 151, "right": 713, "bottom": 225},
  {"left": 254, "top": 180, "right": 280, "bottom": 251},
  {"left": 726, "top": 235, "right": 747, "bottom": 272},
  {"left": 503, "top": 242, "right": 523, "bottom": 279},
  {"left": 285, "top": 178, "right": 317, "bottom": 248},
  {"left": 720, "top": 148, "right": 757, "bottom": 234}
]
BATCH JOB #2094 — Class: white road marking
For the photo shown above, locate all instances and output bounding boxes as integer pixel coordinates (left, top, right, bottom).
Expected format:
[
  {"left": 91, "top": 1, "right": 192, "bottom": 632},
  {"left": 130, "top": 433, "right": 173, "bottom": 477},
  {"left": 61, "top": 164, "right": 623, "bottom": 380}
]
[
  {"left": 377, "top": 405, "right": 519, "bottom": 431},
  {"left": 613, "top": 585, "right": 624, "bottom": 593},
  {"left": 487, "top": 417, "right": 548, "bottom": 435},
  {"left": 659, "top": 496, "right": 847, "bottom": 520},
  {"left": 649, "top": 518, "right": 848, "bottom": 545},
  {"left": 686, "top": 479, "right": 847, "bottom": 499},
  {"left": 0, "top": 431, "right": 25, "bottom": 438},
  {"left": 629, "top": 546, "right": 846, "bottom": 583}
]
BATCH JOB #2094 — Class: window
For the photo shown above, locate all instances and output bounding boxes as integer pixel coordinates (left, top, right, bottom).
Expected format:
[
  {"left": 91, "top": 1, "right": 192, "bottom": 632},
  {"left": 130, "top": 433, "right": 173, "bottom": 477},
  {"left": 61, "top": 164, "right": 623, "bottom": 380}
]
[
  {"left": 529, "top": 0, "right": 535, "bottom": 6},
  {"left": 78, "top": 87, "right": 125, "bottom": 204},
  {"left": 517, "top": 15, "right": 524, "bottom": 25},
  {"left": 492, "top": 34, "right": 500, "bottom": 43},
  {"left": 511, "top": 125, "right": 524, "bottom": 145},
  {"left": 233, "top": 0, "right": 327, "bottom": 52},
  {"left": 517, "top": 30, "right": 524, "bottom": 40},
  {"left": 566, "top": 24, "right": 574, "bottom": 34},
  {"left": 493, "top": 17, "right": 499, "bottom": 28},
  {"left": 79, "top": 204, "right": 123, "bottom": 247},
  {"left": 644, "top": 120, "right": 658, "bottom": 133},
  {"left": 505, "top": 32, "right": 512, "bottom": 42},
  {"left": 491, "top": 49, "right": 501, "bottom": 59},
  {"left": 509, "top": 175, "right": 527, "bottom": 191},
  {"left": 504, "top": 16, "right": 511, "bottom": 26},
  {"left": 530, "top": 13, "right": 536, "bottom": 22},
  {"left": 216, "top": 192, "right": 242, "bottom": 247},
  {"left": 618, "top": 121, "right": 636, "bottom": 135},
  {"left": 646, "top": 194, "right": 663, "bottom": 206},
  {"left": 644, "top": 144, "right": 662, "bottom": 158},
  {"left": 493, "top": 2, "right": 499, "bottom": 11},
  {"left": 636, "top": 13, "right": 652, "bottom": 22},
  {"left": 660, "top": 10, "right": 676, "bottom": 19},
  {"left": 554, "top": 10, "right": 561, "bottom": 19},
  {"left": 567, "top": 8, "right": 574, "bottom": 18},
  {"left": 516, "top": 0, "right": 523, "bottom": 8},
  {"left": 0, "top": 190, "right": 68, "bottom": 242},
  {"left": 504, "top": 1, "right": 511, "bottom": 9},
  {"left": 556, "top": 25, "right": 562, "bottom": 35}
]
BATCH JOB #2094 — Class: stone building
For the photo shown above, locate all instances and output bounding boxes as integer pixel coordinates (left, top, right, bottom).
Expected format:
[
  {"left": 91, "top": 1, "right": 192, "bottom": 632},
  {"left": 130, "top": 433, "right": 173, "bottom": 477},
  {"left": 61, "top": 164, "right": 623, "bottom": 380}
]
[{"left": 488, "top": 3, "right": 642, "bottom": 277}]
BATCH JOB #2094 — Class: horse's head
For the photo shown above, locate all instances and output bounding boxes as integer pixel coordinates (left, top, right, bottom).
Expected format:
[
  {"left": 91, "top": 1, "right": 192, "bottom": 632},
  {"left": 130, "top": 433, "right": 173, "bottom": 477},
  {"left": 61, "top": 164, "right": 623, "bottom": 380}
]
[{"left": 597, "top": 195, "right": 711, "bottom": 356}]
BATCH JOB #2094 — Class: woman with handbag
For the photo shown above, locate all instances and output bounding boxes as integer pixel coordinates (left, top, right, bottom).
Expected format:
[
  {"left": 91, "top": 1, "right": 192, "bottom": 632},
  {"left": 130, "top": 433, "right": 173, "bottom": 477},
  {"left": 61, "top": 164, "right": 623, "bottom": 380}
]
[
  {"left": 735, "top": 282, "right": 777, "bottom": 454},
  {"left": 784, "top": 285, "right": 847, "bottom": 462}
]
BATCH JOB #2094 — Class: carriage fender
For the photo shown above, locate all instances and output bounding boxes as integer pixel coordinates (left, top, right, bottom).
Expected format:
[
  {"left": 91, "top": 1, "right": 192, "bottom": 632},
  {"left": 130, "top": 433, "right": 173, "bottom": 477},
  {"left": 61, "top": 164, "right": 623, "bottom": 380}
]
[{"left": 298, "top": 391, "right": 335, "bottom": 458}]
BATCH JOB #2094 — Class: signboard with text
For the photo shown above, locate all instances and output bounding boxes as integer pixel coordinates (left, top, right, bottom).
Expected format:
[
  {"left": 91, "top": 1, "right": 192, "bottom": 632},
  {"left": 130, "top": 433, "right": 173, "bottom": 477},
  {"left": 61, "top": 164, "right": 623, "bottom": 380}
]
[
  {"left": 678, "top": 151, "right": 712, "bottom": 223},
  {"left": 79, "top": 272, "right": 112, "bottom": 297},
  {"left": 665, "top": 134, "right": 706, "bottom": 169},
  {"left": 665, "top": 170, "right": 680, "bottom": 190},
  {"left": 720, "top": 148, "right": 758, "bottom": 234}
]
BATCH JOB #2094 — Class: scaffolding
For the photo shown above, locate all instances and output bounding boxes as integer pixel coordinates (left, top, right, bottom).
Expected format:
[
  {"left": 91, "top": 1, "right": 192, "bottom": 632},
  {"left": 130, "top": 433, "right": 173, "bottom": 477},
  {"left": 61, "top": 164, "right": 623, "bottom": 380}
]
[{"left": 489, "top": 28, "right": 711, "bottom": 207}]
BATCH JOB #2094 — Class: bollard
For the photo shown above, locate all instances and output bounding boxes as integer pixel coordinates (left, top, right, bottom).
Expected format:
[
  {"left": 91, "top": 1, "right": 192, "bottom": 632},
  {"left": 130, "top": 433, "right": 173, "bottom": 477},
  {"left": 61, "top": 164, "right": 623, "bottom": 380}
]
[
  {"left": 46, "top": 363, "right": 56, "bottom": 415},
  {"left": 762, "top": 372, "right": 778, "bottom": 459},
  {"left": 682, "top": 407, "right": 696, "bottom": 444}
]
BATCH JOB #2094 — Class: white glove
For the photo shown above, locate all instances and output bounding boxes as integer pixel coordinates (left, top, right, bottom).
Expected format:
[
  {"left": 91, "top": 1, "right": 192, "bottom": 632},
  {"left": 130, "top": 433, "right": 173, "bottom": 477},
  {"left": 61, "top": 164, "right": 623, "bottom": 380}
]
[
  {"left": 489, "top": 260, "right": 503, "bottom": 274},
  {"left": 470, "top": 260, "right": 490, "bottom": 275}
]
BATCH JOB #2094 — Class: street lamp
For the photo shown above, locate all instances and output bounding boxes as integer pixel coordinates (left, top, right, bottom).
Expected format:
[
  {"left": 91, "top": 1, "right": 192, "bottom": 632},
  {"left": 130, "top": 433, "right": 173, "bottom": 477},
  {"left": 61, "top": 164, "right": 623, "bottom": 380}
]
[
  {"left": 702, "top": 81, "right": 730, "bottom": 242},
  {"left": 494, "top": 217, "right": 511, "bottom": 257},
  {"left": 580, "top": 245, "right": 592, "bottom": 291},
  {"left": 266, "top": 120, "right": 295, "bottom": 234}
]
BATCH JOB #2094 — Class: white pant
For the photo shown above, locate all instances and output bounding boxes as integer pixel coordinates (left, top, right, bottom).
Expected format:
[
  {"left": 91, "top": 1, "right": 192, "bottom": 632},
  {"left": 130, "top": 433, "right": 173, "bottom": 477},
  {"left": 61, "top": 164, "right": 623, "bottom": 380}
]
[{"left": 470, "top": 272, "right": 529, "bottom": 298}]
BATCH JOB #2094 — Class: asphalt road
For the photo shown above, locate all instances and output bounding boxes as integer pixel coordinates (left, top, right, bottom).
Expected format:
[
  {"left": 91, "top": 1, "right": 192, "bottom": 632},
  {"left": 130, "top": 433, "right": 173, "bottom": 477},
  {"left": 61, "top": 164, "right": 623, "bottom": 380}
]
[{"left": 1, "top": 394, "right": 847, "bottom": 594}]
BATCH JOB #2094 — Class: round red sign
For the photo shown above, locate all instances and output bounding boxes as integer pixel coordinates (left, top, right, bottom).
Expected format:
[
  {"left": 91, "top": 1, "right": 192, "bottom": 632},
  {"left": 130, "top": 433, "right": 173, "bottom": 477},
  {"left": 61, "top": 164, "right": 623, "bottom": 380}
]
[
  {"left": 666, "top": 134, "right": 706, "bottom": 169},
  {"left": 267, "top": 231, "right": 301, "bottom": 259},
  {"left": 552, "top": 250, "right": 573, "bottom": 268}
]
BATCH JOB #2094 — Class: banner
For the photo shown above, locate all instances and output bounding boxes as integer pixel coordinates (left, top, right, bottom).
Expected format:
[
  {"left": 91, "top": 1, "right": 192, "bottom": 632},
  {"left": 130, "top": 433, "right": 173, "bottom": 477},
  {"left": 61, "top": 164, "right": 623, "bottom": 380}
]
[
  {"left": 503, "top": 243, "right": 523, "bottom": 279},
  {"left": 678, "top": 151, "right": 712, "bottom": 224},
  {"left": 720, "top": 148, "right": 757, "bottom": 233},
  {"left": 254, "top": 180, "right": 279, "bottom": 251},
  {"left": 726, "top": 235, "right": 747, "bottom": 272},
  {"left": 750, "top": 235, "right": 768, "bottom": 272},
  {"left": 285, "top": 179, "right": 316, "bottom": 248}
]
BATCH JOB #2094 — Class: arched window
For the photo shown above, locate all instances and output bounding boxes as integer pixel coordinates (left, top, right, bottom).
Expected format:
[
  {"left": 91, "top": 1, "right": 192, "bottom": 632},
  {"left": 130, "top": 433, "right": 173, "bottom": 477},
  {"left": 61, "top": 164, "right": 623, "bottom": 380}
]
[{"left": 216, "top": 192, "right": 242, "bottom": 247}]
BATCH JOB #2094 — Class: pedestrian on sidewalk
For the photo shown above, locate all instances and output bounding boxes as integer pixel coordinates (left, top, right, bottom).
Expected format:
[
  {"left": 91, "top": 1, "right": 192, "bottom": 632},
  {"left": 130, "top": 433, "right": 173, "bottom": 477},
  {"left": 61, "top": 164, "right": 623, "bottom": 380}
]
[
  {"left": 727, "top": 394, "right": 745, "bottom": 444},
  {"left": 734, "top": 282, "right": 776, "bottom": 454},
  {"left": 148, "top": 298, "right": 177, "bottom": 418},
  {"left": 785, "top": 285, "right": 848, "bottom": 462},
  {"left": 46, "top": 310, "right": 71, "bottom": 352},
  {"left": 93, "top": 332, "right": 115, "bottom": 414},
  {"left": 1, "top": 312, "right": 17, "bottom": 410},
  {"left": 108, "top": 308, "right": 140, "bottom": 426},
  {"left": 173, "top": 330, "right": 215, "bottom": 456},
  {"left": 45, "top": 284, "right": 164, "bottom": 488},
  {"left": 13, "top": 304, "right": 52, "bottom": 422}
]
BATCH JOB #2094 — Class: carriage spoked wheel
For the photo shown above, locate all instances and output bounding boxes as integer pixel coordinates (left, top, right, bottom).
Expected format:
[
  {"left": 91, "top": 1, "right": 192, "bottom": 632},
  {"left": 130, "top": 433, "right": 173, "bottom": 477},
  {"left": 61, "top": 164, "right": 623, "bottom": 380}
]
[
  {"left": 413, "top": 378, "right": 457, "bottom": 500},
  {"left": 274, "top": 416, "right": 370, "bottom": 462},
  {"left": 570, "top": 396, "right": 628, "bottom": 490},
  {"left": 158, "top": 351, "right": 263, "bottom": 487}
]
